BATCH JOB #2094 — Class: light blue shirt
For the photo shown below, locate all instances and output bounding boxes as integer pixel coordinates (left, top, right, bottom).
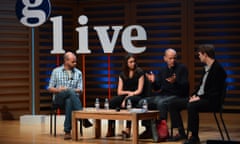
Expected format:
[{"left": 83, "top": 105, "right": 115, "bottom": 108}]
[{"left": 48, "top": 65, "right": 83, "bottom": 99}]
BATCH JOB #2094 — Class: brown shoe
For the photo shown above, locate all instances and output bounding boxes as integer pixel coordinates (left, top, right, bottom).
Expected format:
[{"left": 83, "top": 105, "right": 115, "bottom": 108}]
[{"left": 64, "top": 132, "right": 71, "bottom": 140}]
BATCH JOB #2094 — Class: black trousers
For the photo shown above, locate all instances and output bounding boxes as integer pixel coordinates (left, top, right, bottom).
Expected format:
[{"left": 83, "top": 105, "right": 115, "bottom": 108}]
[
  {"left": 108, "top": 95, "right": 142, "bottom": 128},
  {"left": 187, "top": 99, "right": 210, "bottom": 136},
  {"left": 169, "top": 97, "right": 210, "bottom": 137}
]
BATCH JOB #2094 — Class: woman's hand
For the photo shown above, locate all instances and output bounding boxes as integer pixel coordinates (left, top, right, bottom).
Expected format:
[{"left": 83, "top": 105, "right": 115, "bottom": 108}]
[
  {"left": 121, "top": 100, "right": 126, "bottom": 108},
  {"left": 189, "top": 95, "right": 200, "bottom": 103}
]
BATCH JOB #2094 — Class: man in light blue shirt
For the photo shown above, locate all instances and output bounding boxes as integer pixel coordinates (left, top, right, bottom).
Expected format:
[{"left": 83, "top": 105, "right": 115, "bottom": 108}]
[{"left": 48, "top": 52, "right": 92, "bottom": 140}]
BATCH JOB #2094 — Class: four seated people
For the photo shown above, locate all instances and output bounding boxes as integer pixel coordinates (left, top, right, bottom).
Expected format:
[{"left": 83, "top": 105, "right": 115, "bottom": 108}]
[{"left": 48, "top": 45, "right": 227, "bottom": 144}]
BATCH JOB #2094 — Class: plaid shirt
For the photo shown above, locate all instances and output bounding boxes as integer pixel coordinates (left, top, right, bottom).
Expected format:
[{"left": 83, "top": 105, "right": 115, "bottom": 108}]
[{"left": 48, "top": 65, "right": 83, "bottom": 99}]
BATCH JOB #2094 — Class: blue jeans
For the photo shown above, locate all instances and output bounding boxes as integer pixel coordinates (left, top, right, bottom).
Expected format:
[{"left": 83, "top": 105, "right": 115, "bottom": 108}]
[{"left": 54, "top": 89, "right": 82, "bottom": 133}]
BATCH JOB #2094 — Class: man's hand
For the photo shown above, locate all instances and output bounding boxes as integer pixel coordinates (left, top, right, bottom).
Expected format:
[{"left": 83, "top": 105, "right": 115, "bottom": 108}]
[
  {"left": 166, "top": 73, "right": 176, "bottom": 83},
  {"left": 57, "top": 86, "right": 67, "bottom": 93},
  {"left": 145, "top": 72, "right": 155, "bottom": 83}
]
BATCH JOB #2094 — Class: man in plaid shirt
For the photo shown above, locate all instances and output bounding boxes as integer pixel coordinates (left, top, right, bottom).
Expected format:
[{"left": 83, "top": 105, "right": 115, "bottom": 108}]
[{"left": 48, "top": 52, "right": 92, "bottom": 140}]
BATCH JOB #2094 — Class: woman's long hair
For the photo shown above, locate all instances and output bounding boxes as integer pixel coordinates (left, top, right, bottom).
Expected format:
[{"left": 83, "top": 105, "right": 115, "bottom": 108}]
[{"left": 122, "top": 53, "right": 137, "bottom": 79}]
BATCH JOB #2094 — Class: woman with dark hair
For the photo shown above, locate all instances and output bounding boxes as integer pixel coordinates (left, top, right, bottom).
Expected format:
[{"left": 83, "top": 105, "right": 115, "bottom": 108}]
[{"left": 106, "top": 53, "right": 145, "bottom": 138}]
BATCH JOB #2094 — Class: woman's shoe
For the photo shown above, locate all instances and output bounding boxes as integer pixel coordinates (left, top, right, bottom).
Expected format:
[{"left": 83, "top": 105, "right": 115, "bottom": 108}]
[
  {"left": 82, "top": 119, "right": 93, "bottom": 128},
  {"left": 122, "top": 130, "right": 130, "bottom": 139}
]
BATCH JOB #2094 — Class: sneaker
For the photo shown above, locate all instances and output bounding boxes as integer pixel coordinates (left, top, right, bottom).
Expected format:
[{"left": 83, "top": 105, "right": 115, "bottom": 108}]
[
  {"left": 184, "top": 136, "right": 200, "bottom": 144},
  {"left": 64, "top": 132, "right": 72, "bottom": 140}
]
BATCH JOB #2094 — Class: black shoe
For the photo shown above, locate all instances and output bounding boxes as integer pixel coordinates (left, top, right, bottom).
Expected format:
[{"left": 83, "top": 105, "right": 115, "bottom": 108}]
[
  {"left": 184, "top": 136, "right": 200, "bottom": 144},
  {"left": 167, "top": 134, "right": 187, "bottom": 141},
  {"left": 82, "top": 119, "right": 93, "bottom": 128},
  {"left": 139, "top": 129, "right": 152, "bottom": 139}
]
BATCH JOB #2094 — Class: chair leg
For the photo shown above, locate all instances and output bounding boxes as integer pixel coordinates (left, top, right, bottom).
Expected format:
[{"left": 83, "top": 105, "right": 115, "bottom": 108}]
[
  {"left": 213, "top": 112, "right": 224, "bottom": 140},
  {"left": 220, "top": 112, "right": 231, "bottom": 140},
  {"left": 170, "top": 126, "right": 173, "bottom": 137},
  {"left": 54, "top": 113, "right": 56, "bottom": 137},
  {"left": 79, "top": 119, "right": 83, "bottom": 136},
  {"left": 186, "top": 129, "right": 189, "bottom": 138},
  {"left": 50, "top": 112, "right": 53, "bottom": 135}
]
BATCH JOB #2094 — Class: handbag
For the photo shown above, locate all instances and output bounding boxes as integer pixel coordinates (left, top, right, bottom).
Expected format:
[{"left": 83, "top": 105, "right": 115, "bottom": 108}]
[{"left": 157, "top": 120, "right": 169, "bottom": 140}]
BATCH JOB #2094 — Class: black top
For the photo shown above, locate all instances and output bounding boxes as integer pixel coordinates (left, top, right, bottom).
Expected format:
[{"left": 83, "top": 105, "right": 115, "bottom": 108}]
[
  {"left": 119, "top": 67, "right": 144, "bottom": 96},
  {"left": 152, "top": 62, "right": 189, "bottom": 97}
]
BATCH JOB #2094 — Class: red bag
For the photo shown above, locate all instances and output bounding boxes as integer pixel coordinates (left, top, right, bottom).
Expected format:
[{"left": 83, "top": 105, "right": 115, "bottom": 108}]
[{"left": 157, "top": 120, "right": 169, "bottom": 139}]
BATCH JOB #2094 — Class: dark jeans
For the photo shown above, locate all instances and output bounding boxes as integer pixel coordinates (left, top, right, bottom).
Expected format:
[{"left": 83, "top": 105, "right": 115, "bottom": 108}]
[
  {"left": 168, "top": 97, "right": 188, "bottom": 129},
  {"left": 139, "top": 95, "right": 177, "bottom": 133},
  {"left": 139, "top": 95, "right": 177, "bottom": 120},
  {"left": 168, "top": 97, "right": 188, "bottom": 135},
  {"left": 54, "top": 89, "right": 82, "bottom": 133}
]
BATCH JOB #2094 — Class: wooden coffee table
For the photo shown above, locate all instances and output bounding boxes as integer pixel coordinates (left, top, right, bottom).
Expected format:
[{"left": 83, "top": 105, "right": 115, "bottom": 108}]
[{"left": 72, "top": 108, "right": 159, "bottom": 144}]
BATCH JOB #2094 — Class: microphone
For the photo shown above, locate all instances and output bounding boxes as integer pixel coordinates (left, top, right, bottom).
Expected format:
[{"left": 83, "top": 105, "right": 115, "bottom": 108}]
[
  {"left": 71, "top": 71, "right": 74, "bottom": 80},
  {"left": 67, "top": 70, "right": 74, "bottom": 80}
]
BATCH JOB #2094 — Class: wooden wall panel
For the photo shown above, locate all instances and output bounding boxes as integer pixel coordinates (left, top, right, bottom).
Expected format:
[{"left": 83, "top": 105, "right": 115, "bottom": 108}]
[
  {"left": 0, "top": 0, "right": 32, "bottom": 119},
  {"left": 190, "top": 0, "right": 240, "bottom": 112},
  {"left": 37, "top": 0, "right": 240, "bottom": 114},
  {"left": 75, "top": 0, "right": 189, "bottom": 108},
  {"left": 36, "top": 0, "right": 79, "bottom": 114},
  {"left": 134, "top": 0, "right": 188, "bottom": 71},
  {"left": 76, "top": 0, "right": 127, "bottom": 107},
  {"left": 1, "top": 0, "right": 240, "bottom": 118}
]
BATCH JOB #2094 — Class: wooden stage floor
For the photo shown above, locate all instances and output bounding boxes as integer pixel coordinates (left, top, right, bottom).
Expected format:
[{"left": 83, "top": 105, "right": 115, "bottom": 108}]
[{"left": 0, "top": 114, "right": 239, "bottom": 144}]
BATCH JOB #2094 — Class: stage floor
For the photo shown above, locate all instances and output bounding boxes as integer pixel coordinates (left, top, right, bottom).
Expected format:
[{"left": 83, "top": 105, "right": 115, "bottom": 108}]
[{"left": 0, "top": 114, "right": 239, "bottom": 144}]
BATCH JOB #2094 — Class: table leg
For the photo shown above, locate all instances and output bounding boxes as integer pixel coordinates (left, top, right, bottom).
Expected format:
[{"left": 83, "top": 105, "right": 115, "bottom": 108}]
[
  {"left": 72, "top": 117, "right": 78, "bottom": 140},
  {"left": 95, "top": 119, "right": 101, "bottom": 138},
  {"left": 132, "top": 114, "right": 138, "bottom": 144}
]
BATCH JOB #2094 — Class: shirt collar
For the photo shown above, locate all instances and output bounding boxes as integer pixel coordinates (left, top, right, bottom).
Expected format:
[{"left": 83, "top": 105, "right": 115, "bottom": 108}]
[{"left": 60, "top": 65, "right": 75, "bottom": 73}]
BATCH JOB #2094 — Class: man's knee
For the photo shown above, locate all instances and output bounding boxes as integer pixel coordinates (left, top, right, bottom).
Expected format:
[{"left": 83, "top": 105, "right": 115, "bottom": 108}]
[
  {"left": 187, "top": 102, "right": 199, "bottom": 114},
  {"left": 65, "top": 98, "right": 72, "bottom": 106}
]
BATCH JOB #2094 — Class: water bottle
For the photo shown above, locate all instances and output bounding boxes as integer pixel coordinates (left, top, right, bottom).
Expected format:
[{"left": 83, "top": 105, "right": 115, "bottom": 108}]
[
  {"left": 126, "top": 99, "right": 132, "bottom": 111},
  {"left": 142, "top": 99, "right": 148, "bottom": 112},
  {"left": 104, "top": 98, "right": 109, "bottom": 110},
  {"left": 95, "top": 98, "right": 100, "bottom": 110}
]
